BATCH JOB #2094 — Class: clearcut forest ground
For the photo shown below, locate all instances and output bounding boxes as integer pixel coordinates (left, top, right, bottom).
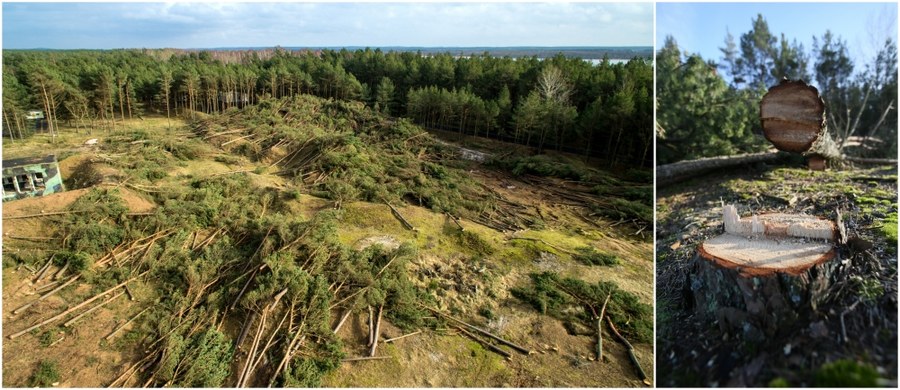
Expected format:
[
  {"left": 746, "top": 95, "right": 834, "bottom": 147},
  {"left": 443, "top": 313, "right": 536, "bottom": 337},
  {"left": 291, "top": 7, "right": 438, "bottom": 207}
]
[
  {"left": 2, "top": 97, "right": 653, "bottom": 387},
  {"left": 656, "top": 161, "right": 898, "bottom": 387}
]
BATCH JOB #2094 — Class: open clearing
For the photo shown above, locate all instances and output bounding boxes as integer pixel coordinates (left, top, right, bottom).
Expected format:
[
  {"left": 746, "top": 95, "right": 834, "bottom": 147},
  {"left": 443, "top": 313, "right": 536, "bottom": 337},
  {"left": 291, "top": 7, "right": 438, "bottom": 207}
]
[{"left": 3, "top": 108, "right": 652, "bottom": 387}]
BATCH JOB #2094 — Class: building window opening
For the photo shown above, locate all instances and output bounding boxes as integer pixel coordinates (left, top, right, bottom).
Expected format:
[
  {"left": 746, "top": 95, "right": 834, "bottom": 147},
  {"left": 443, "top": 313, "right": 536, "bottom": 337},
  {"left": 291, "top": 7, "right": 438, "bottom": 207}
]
[
  {"left": 33, "top": 172, "right": 46, "bottom": 190},
  {"left": 16, "top": 174, "right": 33, "bottom": 192},
  {"left": 2, "top": 176, "right": 16, "bottom": 193}
]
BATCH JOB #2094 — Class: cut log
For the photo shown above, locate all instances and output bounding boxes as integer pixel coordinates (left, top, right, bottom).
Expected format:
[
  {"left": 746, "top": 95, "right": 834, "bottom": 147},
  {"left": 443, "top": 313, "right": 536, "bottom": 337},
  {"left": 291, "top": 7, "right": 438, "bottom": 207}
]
[
  {"left": 759, "top": 79, "right": 826, "bottom": 153},
  {"left": 759, "top": 79, "right": 841, "bottom": 165},
  {"left": 691, "top": 205, "right": 840, "bottom": 340}
]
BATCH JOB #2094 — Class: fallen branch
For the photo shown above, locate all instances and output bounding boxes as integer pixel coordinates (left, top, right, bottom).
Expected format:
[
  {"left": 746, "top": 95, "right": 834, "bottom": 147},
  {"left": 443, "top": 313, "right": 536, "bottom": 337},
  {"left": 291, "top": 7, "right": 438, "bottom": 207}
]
[
  {"left": 840, "top": 300, "right": 861, "bottom": 344},
  {"left": 13, "top": 275, "right": 80, "bottom": 315},
  {"left": 384, "top": 330, "right": 422, "bottom": 343},
  {"left": 3, "top": 210, "right": 91, "bottom": 220},
  {"left": 596, "top": 292, "right": 611, "bottom": 362},
  {"left": 105, "top": 307, "right": 151, "bottom": 341},
  {"left": 425, "top": 306, "right": 530, "bottom": 355},
  {"left": 386, "top": 202, "right": 416, "bottom": 231},
  {"left": 332, "top": 309, "right": 353, "bottom": 334},
  {"left": 369, "top": 304, "right": 383, "bottom": 357},
  {"left": 454, "top": 326, "right": 511, "bottom": 359},
  {"left": 9, "top": 271, "right": 146, "bottom": 339},
  {"left": 64, "top": 291, "right": 125, "bottom": 327},
  {"left": 606, "top": 317, "right": 650, "bottom": 385},
  {"left": 342, "top": 356, "right": 393, "bottom": 362}
]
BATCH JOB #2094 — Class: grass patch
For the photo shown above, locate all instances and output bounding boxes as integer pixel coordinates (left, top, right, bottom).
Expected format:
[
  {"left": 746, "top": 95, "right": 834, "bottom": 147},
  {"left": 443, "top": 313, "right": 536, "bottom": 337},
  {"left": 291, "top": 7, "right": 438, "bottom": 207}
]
[
  {"left": 572, "top": 246, "right": 618, "bottom": 266},
  {"left": 29, "top": 360, "right": 60, "bottom": 387}
]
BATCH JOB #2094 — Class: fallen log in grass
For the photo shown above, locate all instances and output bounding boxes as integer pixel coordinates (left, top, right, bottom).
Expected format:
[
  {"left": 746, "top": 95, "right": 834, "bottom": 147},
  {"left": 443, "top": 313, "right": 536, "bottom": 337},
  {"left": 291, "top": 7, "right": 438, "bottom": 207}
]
[
  {"left": 607, "top": 317, "right": 650, "bottom": 385},
  {"left": 424, "top": 306, "right": 531, "bottom": 355}
]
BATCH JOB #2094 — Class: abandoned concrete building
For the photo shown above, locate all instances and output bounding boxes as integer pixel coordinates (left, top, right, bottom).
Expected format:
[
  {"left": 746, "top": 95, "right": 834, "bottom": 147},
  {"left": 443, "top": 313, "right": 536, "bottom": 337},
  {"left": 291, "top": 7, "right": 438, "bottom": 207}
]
[{"left": 2, "top": 155, "right": 65, "bottom": 202}]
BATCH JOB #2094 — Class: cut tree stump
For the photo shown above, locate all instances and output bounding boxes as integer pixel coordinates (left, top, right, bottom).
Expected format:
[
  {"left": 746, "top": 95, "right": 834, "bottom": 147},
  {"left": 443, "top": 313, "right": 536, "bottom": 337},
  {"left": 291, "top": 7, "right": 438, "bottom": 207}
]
[{"left": 691, "top": 204, "right": 841, "bottom": 340}]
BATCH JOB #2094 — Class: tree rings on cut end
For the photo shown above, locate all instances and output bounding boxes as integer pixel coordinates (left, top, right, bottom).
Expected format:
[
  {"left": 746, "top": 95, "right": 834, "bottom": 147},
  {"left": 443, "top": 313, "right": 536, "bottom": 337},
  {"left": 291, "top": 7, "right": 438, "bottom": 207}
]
[
  {"left": 699, "top": 234, "right": 835, "bottom": 277},
  {"left": 759, "top": 79, "right": 826, "bottom": 153}
]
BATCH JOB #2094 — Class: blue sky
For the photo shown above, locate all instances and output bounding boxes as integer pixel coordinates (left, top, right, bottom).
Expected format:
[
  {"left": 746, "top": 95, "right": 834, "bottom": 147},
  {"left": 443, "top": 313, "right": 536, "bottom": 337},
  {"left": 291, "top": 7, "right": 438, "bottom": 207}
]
[
  {"left": 657, "top": 2, "right": 898, "bottom": 75},
  {"left": 2, "top": 2, "right": 653, "bottom": 49}
]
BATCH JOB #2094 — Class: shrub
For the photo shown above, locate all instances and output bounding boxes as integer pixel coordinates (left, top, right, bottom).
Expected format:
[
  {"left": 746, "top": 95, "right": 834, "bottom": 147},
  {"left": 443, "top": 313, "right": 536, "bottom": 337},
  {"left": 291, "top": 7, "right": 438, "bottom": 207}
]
[
  {"left": 29, "top": 360, "right": 60, "bottom": 387},
  {"left": 814, "top": 359, "right": 880, "bottom": 387},
  {"left": 511, "top": 272, "right": 652, "bottom": 343},
  {"left": 573, "top": 246, "right": 619, "bottom": 266}
]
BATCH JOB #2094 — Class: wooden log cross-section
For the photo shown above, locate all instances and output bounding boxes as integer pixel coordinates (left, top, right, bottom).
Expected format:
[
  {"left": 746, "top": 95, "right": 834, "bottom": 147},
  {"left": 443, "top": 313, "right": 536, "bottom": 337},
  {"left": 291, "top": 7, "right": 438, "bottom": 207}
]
[
  {"left": 690, "top": 204, "right": 843, "bottom": 340},
  {"left": 760, "top": 79, "right": 841, "bottom": 168}
]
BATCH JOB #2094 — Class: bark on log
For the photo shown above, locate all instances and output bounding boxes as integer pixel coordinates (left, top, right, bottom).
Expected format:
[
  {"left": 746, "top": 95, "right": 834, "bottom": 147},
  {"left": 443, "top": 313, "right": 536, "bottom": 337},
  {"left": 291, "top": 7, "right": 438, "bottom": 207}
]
[
  {"left": 387, "top": 202, "right": 416, "bottom": 231},
  {"left": 13, "top": 275, "right": 80, "bottom": 315},
  {"left": 657, "top": 151, "right": 790, "bottom": 187},
  {"left": 425, "top": 306, "right": 531, "bottom": 355},
  {"left": 8, "top": 272, "right": 145, "bottom": 339},
  {"left": 64, "top": 291, "right": 125, "bottom": 327},
  {"left": 384, "top": 330, "right": 421, "bottom": 343},
  {"left": 369, "top": 304, "right": 383, "bottom": 357},
  {"left": 606, "top": 317, "right": 650, "bottom": 385},
  {"left": 454, "top": 326, "right": 512, "bottom": 359},
  {"left": 596, "top": 292, "right": 611, "bottom": 362}
]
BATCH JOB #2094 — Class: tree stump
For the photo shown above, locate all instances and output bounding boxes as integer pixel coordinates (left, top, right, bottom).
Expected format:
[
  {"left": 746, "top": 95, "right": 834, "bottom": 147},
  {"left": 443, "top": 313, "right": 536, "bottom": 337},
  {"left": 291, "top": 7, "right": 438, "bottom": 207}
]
[
  {"left": 690, "top": 205, "right": 841, "bottom": 340},
  {"left": 759, "top": 79, "right": 840, "bottom": 168}
]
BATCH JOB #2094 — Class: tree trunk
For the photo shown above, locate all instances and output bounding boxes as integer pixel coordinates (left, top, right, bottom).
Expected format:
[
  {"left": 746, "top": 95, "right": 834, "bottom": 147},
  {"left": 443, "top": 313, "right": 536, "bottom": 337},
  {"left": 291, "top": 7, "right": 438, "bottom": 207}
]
[
  {"left": 3, "top": 109, "right": 14, "bottom": 143},
  {"left": 690, "top": 206, "right": 840, "bottom": 341},
  {"left": 656, "top": 151, "right": 790, "bottom": 187}
]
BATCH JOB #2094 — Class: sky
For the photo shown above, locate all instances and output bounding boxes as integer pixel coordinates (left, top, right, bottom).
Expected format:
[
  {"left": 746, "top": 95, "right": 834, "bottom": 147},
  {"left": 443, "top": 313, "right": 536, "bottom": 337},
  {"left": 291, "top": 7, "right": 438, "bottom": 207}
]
[
  {"left": 657, "top": 2, "right": 898, "bottom": 76},
  {"left": 2, "top": 1, "right": 653, "bottom": 49}
]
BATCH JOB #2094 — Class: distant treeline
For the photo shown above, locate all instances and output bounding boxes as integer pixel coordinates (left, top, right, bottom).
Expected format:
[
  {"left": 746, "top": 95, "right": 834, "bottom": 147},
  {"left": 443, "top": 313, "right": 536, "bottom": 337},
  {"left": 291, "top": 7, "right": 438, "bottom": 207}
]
[
  {"left": 3, "top": 47, "right": 653, "bottom": 167},
  {"left": 200, "top": 46, "right": 654, "bottom": 60}
]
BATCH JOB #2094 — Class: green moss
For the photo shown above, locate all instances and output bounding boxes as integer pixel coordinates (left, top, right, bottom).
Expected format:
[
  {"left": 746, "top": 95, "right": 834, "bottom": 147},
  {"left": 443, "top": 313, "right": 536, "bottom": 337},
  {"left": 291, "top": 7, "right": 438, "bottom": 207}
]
[
  {"left": 880, "top": 213, "right": 898, "bottom": 245},
  {"left": 814, "top": 359, "right": 880, "bottom": 387}
]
